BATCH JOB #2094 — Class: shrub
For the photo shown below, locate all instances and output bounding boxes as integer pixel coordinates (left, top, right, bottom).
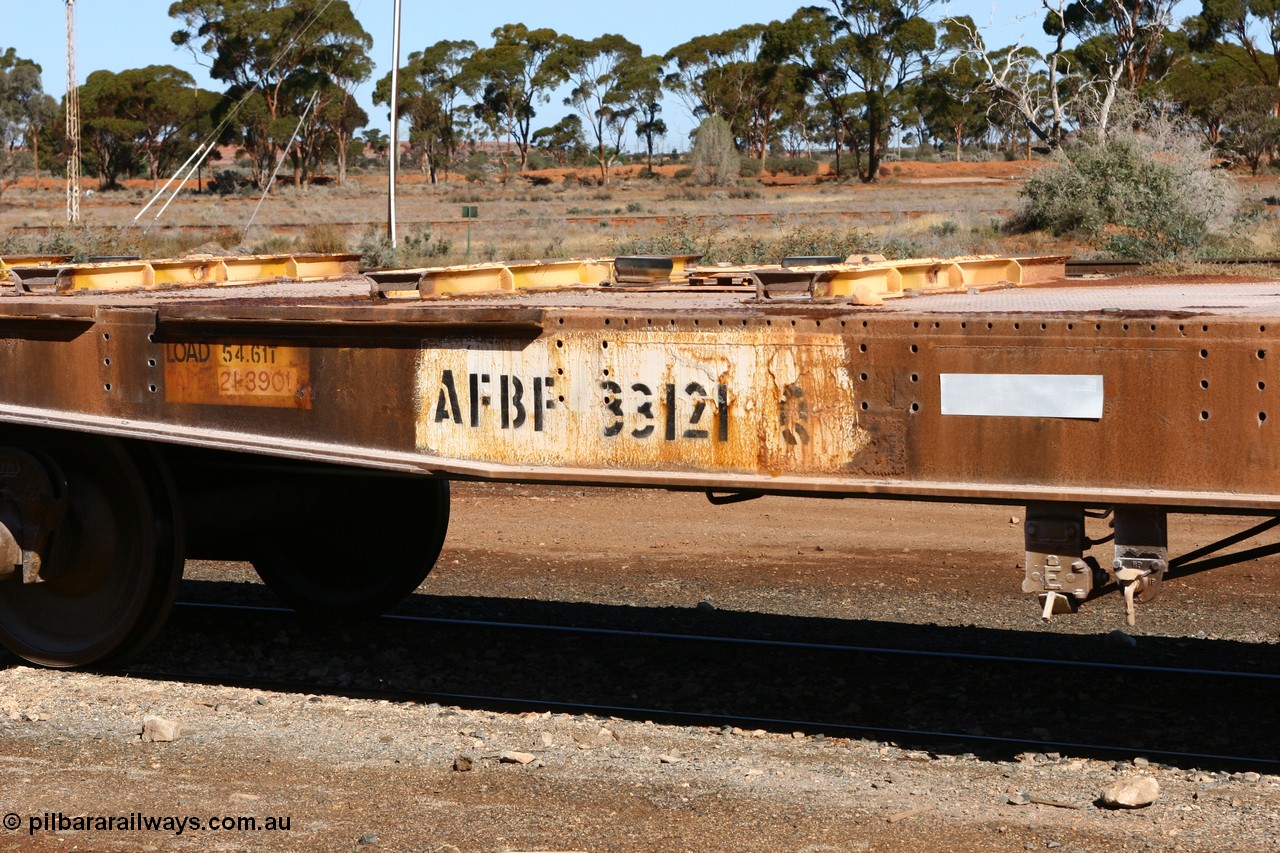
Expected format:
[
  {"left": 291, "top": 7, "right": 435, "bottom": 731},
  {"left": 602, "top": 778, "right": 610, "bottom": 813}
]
[
  {"left": 610, "top": 218, "right": 877, "bottom": 266},
  {"left": 764, "top": 156, "right": 820, "bottom": 177},
  {"left": 251, "top": 235, "right": 295, "bottom": 255},
  {"left": 881, "top": 237, "right": 925, "bottom": 260},
  {"left": 929, "top": 219, "right": 960, "bottom": 238},
  {"left": 782, "top": 158, "right": 820, "bottom": 177},
  {"left": 300, "top": 223, "right": 348, "bottom": 254},
  {"left": 738, "top": 156, "right": 762, "bottom": 178},
  {"left": 355, "top": 225, "right": 452, "bottom": 269},
  {"left": 1013, "top": 129, "right": 1236, "bottom": 259},
  {"left": 689, "top": 117, "right": 738, "bottom": 186},
  {"left": 209, "top": 170, "right": 244, "bottom": 195}
]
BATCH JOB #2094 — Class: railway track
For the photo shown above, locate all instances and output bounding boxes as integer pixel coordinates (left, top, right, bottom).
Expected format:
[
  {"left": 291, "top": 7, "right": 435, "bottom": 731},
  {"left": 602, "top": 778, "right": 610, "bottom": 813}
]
[
  {"left": 110, "top": 596, "right": 1280, "bottom": 771},
  {"left": 1063, "top": 257, "right": 1280, "bottom": 275}
]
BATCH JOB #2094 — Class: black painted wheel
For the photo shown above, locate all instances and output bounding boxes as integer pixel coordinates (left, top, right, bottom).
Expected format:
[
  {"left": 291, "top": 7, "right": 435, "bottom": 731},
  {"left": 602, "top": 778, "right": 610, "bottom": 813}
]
[
  {"left": 251, "top": 475, "right": 449, "bottom": 617},
  {"left": 0, "top": 431, "right": 183, "bottom": 668}
]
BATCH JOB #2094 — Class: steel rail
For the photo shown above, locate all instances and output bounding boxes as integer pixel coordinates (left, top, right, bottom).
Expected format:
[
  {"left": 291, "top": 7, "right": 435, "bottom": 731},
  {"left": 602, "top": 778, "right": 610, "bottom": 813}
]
[
  {"left": 171, "top": 600, "right": 1280, "bottom": 682},
  {"left": 1064, "top": 257, "right": 1280, "bottom": 275},
  {"left": 122, "top": 665, "right": 1280, "bottom": 771}
]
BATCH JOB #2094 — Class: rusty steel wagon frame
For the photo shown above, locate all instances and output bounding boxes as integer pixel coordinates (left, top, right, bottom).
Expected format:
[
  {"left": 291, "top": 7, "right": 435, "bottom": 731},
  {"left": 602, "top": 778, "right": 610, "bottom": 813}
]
[{"left": 1, "top": 251, "right": 1278, "bottom": 665}]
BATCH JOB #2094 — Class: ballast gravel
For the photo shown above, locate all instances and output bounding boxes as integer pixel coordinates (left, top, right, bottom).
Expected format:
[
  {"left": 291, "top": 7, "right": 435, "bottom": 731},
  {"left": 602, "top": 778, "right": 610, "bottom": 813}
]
[{"left": 0, "top": 484, "right": 1277, "bottom": 852}]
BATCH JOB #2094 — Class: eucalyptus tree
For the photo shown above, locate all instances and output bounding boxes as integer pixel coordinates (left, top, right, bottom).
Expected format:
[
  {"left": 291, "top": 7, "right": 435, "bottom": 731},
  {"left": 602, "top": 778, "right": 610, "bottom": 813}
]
[
  {"left": 610, "top": 54, "right": 665, "bottom": 170},
  {"left": 948, "top": 11, "right": 1076, "bottom": 149},
  {"left": 374, "top": 39, "right": 477, "bottom": 183},
  {"left": 1159, "top": 41, "right": 1255, "bottom": 145},
  {"left": 79, "top": 66, "right": 208, "bottom": 188},
  {"left": 1190, "top": 1, "right": 1280, "bottom": 106},
  {"left": 292, "top": 83, "right": 367, "bottom": 184},
  {"left": 77, "top": 70, "right": 143, "bottom": 189},
  {"left": 169, "top": 0, "right": 373, "bottom": 188},
  {"left": 467, "top": 24, "right": 565, "bottom": 171},
  {"left": 552, "top": 33, "right": 643, "bottom": 183},
  {"left": 1220, "top": 84, "right": 1280, "bottom": 172},
  {"left": 917, "top": 50, "right": 990, "bottom": 159},
  {"left": 632, "top": 56, "right": 668, "bottom": 171},
  {"left": 765, "top": 0, "right": 942, "bottom": 182},
  {"left": 763, "top": 8, "right": 860, "bottom": 176},
  {"left": 303, "top": 15, "right": 373, "bottom": 186},
  {"left": 0, "top": 48, "right": 54, "bottom": 198},
  {"left": 1047, "top": 0, "right": 1179, "bottom": 133},
  {"left": 362, "top": 128, "right": 389, "bottom": 161},
  {"left": 665, "top": 24, "right": 797, "bottom": 160},
  {"left": 665, "top": 25, "right": 767, "bottom": 133},
  {"left": 532, "top": 114, "right": 587, "bottom": 165}
]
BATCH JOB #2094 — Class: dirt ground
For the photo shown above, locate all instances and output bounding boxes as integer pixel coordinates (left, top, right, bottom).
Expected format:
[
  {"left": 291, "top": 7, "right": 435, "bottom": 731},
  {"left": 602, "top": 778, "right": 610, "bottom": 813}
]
[{"left": 0, "top": 484, "right": 1277, "bottom": 852}]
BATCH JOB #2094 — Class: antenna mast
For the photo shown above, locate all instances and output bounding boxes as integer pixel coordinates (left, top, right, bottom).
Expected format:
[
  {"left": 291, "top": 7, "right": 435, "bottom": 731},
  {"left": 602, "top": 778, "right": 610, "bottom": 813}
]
[
  {"left": 387, "top": 0, "right": 402, "bottom": 249},
  {"left": 65, "top": 0, "right": 81, "bottom": 225}
]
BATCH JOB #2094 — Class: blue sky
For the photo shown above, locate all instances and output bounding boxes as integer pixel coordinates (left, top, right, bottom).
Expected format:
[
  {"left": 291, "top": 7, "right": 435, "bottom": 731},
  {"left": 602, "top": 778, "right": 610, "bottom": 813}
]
[{"left": 6, "top": 0, "right": 1199, "bottom": 146}]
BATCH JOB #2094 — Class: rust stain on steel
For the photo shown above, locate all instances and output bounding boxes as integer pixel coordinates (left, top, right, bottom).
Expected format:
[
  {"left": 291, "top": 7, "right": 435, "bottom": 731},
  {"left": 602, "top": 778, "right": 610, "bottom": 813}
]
[
  {"left": 163, "top": 341, "right": 312, "bottom": 409},
  {"left": 414, "top": 329, "right": 866, "bottom": 476}
]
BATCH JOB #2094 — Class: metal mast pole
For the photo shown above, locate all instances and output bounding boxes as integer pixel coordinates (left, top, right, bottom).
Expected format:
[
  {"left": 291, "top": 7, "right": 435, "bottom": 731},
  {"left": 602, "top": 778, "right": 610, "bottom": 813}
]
[
  {"left": 65, "top": 0, "right": 81, "bottom": 225},
  {"left": 387, "top": 0, "right": 402, "bottom": 249}
]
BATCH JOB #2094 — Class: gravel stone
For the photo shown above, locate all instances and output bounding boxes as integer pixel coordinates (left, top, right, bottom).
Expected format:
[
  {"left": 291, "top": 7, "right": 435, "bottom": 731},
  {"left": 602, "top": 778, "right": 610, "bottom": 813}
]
[
  {"left": 140, "top": 716, "right": 178, "bottom": 743},
  {"left": 1103, "top": 776, "right": 1160, "bottom": 808}
]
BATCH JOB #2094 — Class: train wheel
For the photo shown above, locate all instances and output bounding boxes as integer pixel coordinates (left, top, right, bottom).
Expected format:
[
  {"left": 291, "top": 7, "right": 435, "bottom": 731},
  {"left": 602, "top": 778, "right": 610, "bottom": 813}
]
[
  {"left": 250, "top": 476, "right": 449, "bottom": 617},
  {"left": 0, "top": 432, "right": 183, "bottom": 668}
]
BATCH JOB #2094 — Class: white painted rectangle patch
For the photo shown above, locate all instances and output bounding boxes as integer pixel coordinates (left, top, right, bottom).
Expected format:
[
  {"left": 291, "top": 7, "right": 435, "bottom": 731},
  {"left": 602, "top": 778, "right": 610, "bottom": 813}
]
[{"left": 940, "top": 374, "right": 1104, "bottom": 419}]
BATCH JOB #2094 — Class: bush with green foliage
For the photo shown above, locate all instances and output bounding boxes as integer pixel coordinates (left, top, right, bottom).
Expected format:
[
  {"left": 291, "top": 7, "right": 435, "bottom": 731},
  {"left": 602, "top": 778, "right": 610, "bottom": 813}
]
[
  {"left": 356, "top": 225, "right": 452, "bottom": 269},
  {"left": 738, "top": 156, "right": 762, "bottom": 178},
  {"left": 765, "top": 156, "right": 820, "bottom": 177},
  {"left": 610, "top": 216, "right": 875, "bottom": 265},
  {"left": 300, "top": 223, "right": 348, "bottom": 254},
  {"left": 1014, "top": 131, "right": 1236, "bottom": 259}
]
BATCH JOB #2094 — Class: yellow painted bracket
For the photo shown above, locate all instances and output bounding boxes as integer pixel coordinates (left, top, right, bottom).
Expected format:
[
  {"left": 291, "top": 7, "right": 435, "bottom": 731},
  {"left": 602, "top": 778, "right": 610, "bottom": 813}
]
[
  {"left": 382, "top": 258, "right": 615, "bottom": 298},
  {"left": 53, "top": 253, "right": 360, "bottom": 294},
  {"left": 370, "top": 254, "right": 1066, "bottom": 305},
  {"left": 812, "top": 255, "right": 1067, "bottom": 305},
  {"left": 0, "top": 254, "right": 74, "bottom": 268},
  {"left": 1, "top": 255, "right": 74, "bottom": 293},
  {"left": 680, "top": 255, "right": 1067, "bottom": 306}
]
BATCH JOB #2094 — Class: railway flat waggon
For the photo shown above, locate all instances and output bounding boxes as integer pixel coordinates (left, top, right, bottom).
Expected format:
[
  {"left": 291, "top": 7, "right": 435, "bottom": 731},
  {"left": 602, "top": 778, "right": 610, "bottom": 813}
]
[{"left": 0, "top": 251, "right": 1276, "bottom": 666}]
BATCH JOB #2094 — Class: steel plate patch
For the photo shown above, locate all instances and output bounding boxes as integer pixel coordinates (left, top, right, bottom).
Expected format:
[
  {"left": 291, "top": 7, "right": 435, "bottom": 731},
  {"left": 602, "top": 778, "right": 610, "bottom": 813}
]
[
  {"left": 415, "top": 330, "right": 866, "bottom": 475},
  {"left": 164, "top": 342, "right": 312, "bottom": 409}
]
